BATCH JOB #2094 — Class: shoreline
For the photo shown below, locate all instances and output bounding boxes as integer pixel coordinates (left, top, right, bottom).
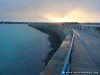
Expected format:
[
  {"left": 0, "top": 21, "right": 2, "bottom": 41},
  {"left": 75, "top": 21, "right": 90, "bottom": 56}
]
[
  {"left": 40, "top": 29, "right": 62, "bottom": 65},
  {"left": 28, "top": 23, "right": 67, "bottom": 65}
]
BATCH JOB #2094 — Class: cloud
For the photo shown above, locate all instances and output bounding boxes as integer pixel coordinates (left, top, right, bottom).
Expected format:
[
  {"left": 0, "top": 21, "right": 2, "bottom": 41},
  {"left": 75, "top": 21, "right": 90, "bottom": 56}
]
[{"left": 0, "top": 0, "right": 100, "bottom": 22}]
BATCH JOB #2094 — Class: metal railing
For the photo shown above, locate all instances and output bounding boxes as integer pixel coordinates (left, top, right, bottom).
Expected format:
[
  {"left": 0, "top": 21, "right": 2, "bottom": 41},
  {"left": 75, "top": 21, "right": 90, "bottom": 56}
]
[{"left": 60, "top": 28, "right": 74, "bottom": 75}]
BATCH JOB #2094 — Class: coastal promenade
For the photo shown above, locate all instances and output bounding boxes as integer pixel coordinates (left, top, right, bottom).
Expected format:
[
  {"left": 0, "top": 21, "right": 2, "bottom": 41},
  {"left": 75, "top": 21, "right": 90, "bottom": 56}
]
[
  {"left": 70, "top": 28, "right": 100, "bottom": 75},
  {"left": 37, "top": 23, "right": 100, "bottom": 75}
]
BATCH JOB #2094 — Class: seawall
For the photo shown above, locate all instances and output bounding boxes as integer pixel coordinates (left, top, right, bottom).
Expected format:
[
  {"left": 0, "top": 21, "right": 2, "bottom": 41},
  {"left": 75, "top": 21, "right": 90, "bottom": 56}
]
[
  {"left": 28, "top": 23, "right": 68, "bottom": 65},
  {"left": 29, "top": 23, "right": 67, "bottom": 41}
]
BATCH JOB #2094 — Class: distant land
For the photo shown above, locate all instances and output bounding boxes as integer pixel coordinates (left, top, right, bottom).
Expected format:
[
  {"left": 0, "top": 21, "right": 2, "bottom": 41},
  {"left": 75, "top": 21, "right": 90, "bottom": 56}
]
[
  {"left": 0, "top": 21, "right": 100, "bottom": 25},
  {"left": 0, "top": 21, "right": 29, "bottom": 24}
]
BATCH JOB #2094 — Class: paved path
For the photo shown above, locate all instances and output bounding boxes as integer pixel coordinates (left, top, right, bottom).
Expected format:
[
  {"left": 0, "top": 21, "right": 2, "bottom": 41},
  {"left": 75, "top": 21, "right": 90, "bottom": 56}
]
[{"left": 70, "top": 29, "right": 100, "bottom": 75}]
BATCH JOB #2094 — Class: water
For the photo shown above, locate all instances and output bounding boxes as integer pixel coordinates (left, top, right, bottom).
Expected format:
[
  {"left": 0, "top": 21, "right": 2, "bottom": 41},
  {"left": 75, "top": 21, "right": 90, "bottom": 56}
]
[{"left": 0, "top": 24, "right": 49, "bottom": 75}]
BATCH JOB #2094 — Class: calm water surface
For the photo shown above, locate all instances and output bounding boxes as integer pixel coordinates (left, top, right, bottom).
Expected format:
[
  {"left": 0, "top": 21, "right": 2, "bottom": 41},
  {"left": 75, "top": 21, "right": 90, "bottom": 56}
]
[{"left": 0, "top": 24, "right": 49, "bottom": 75}]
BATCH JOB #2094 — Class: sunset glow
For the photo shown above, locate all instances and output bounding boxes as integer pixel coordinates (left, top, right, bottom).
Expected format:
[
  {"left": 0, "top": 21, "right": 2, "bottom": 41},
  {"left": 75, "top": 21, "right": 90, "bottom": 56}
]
[
  {"left": 42, "top": 14, "right": 73, "bottom": 22},
  {"left": 48, "top": 17, "right": 72, "bottom": 22},
  {"left": 42, "top": 8, "right": 100, "bottom": 22},
  {"left": 0, "top": 0, "right": 100, "bottom": 22}
]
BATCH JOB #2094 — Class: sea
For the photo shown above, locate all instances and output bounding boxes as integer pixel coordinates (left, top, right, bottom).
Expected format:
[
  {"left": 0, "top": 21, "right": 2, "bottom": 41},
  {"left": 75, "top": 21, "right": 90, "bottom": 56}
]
[{"left": 0, "top": 24, "right": 49, "bottom": 75}]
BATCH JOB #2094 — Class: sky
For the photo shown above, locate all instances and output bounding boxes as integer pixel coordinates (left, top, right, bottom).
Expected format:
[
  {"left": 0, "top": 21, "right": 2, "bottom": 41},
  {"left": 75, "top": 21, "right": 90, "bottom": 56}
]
[{"left": 0, "top": 0, "right": 100, "bottom": 22}]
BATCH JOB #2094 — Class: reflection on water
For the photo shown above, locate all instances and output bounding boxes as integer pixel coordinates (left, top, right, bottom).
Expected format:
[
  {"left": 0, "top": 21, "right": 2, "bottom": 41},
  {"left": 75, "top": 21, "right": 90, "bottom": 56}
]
[{"left": 0, "top": 24, "right": 49, "bottom": 75}]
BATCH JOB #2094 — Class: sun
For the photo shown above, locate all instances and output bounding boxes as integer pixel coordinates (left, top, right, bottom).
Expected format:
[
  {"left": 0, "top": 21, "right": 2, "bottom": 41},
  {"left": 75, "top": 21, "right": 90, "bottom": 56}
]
[
  {"left": 51, "top": 17, "right": 73, "bottom": 22},
  {"left": 42, "top": 14, "right": 73, "bottom": 22},
  {"left": 48, "top": 17, "right": 73, "bottom": 22}
]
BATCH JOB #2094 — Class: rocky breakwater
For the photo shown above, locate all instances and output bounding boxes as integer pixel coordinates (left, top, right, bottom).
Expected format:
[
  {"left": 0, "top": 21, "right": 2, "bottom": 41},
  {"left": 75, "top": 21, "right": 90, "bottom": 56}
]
[{"left": 28, "top": 23, "right": 67, "bottom": 65}]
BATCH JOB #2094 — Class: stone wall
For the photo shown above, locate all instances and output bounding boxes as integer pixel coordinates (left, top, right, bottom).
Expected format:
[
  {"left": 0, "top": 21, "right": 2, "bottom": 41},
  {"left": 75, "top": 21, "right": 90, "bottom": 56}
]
[
  {"left": 29, "top": 23, "right": 67, "bottom": 42},
  {"left": 28, "top": 23, "right": 68, "bottom": 65}
]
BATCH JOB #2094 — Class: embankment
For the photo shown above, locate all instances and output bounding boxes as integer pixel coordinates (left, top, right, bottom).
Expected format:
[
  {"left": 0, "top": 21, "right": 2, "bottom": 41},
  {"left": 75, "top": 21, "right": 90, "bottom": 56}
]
[
  {"left": 67, "top": 23, "right": 100, "bottom": 37},
  {"left": 28, "top": 23, "right": 67, "bottom": 65}
]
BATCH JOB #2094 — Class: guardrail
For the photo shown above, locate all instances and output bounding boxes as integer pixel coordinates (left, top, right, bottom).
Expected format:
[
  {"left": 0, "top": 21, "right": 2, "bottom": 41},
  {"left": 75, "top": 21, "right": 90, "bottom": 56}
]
[{"left": 60, "top": 28, "right": 74, "bottom": 75}]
